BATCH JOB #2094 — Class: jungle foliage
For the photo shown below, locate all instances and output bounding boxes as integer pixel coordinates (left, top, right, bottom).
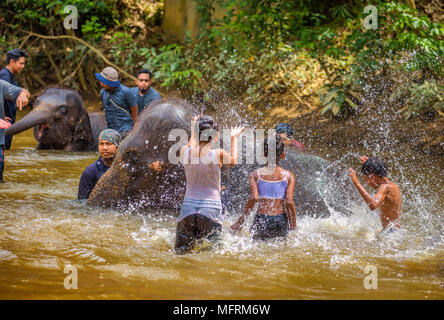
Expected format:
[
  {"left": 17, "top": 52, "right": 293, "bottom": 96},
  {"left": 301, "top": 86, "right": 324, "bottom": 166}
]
[
  {"left": 0, "top": 0, "right": 163, "bottom": 95},
  {"left": 0, "top": 0, "right": 442, "bottom": 119},
  {"left": 185, "top": 0, "right": 443, "bottom": 118}
]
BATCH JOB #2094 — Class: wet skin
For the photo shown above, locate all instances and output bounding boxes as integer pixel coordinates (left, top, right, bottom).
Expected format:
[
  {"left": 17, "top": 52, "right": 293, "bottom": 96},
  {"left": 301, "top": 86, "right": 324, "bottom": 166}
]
[
  {"left": 349, "top": 156, "right": 402, "bottom": 230},
  {"left": 136, "top": 72, "right": 152, "bottom": 94},
  {"left": 98, "top": 140, "right": 117, "bottom": 167},
  {"left": 231, "top": 156, "right": 298, "bottom": 233}
]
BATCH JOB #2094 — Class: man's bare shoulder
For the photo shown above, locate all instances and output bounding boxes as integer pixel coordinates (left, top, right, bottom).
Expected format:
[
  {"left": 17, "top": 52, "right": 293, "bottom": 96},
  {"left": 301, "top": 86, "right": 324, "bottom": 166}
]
[
  {"left": 387, "top": 180, "right": 401, "bottom": 192},
  {"left": 384, "top": 181, "right": 402, "bottom": 202}
]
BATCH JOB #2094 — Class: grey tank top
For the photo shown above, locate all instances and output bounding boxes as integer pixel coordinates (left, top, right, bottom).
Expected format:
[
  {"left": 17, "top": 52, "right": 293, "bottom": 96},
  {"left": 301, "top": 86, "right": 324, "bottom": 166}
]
[{"left": 183, "top": 146, "right": 221, "bottom": 202}]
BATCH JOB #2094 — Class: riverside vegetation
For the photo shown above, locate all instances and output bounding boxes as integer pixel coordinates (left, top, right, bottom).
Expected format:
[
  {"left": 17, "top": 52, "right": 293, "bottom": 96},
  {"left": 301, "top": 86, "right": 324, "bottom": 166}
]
[{"left": 1, "top": 0, "right": 442, "bottom": 154}]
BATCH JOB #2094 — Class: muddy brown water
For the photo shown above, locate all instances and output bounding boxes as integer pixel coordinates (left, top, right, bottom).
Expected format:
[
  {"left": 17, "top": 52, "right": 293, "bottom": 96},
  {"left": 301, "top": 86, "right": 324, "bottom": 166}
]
[{"left": 0, "top": 103, "right": 443, "bottom": 299}]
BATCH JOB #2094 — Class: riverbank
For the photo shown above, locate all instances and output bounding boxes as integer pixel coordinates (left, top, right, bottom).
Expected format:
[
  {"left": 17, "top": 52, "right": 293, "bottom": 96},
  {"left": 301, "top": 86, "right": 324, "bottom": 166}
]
[
  {"left": 206, "top": 90, "right": 443, "bottom": 161},
  {"left": 3, "top": 0, "right": 442, "bottom": 161},
  {"left": 288, "top": 106, "right": 444, "bottom": 159}
]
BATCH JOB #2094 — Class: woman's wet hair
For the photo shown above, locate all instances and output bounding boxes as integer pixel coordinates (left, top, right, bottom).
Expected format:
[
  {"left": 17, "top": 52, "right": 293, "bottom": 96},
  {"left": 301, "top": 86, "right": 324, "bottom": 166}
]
[
  {"left": 264, "top": 134, "right": 285, "bottom": 164},
  {"left": 198, "top": 115, "right": 218, "bottom": 143},
  {"left": 361, "top": 158, "right": 387, "bottom": 177}
]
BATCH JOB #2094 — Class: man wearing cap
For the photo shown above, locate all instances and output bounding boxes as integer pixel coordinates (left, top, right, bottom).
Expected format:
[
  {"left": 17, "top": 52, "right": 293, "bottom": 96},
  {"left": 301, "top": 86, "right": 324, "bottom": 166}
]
[
  {"left": 0, "top": 49, "right": 27, "bottom": 150},
  {"left": 0, "top": 79, "right": 30, "bottom": 183},
  {"left": 95, "top": 67, "right": 138, "bottom": 138},
  {"left": 78, "top": 129, "right": 121, "bottom": 200},
  {"left": 129, "top": 69, "right": 161, "bottom": 114},
  {"left": 275, "top": 123, "right": 305, "bottom": 152}
]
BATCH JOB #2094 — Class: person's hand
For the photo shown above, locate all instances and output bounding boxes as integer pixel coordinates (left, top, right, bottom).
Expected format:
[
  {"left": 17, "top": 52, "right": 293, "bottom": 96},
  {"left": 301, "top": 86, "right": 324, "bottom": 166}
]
[
  {"left": 230, "top": 222, "right": 242, "bottom": 234},
  {"left": 360, "top": 156, "right": 369, "bottom": 165},
  {"left": 230, "top": 126, "right": 245, "bottom": 138},
  {"left": 4, "top": 117, "right": 12, "bottom": 123},
  {"left": 0, "top": 118, "right": 11, "bottom": 129},
  {"left": 191, "top": 115, "right": 200, "bottom": 136},
  {"left": 149, "top": 160, "right": 163, "bottom": 172},
  {"left": 16, "top": 89, "right": 30, "bottom": 110},
  {"left": 349, "top": 168, "right": 359, "bottom": 184}
]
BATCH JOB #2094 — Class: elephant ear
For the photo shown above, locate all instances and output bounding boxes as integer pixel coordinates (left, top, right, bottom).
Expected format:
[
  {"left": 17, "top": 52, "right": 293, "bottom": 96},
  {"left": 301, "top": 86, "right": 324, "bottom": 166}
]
[
  {"left": 73, "top": 110, "right": 94, "bottom": 150},
  {"left": 68, "top": 92, "right": 94, "bottom": 151}
]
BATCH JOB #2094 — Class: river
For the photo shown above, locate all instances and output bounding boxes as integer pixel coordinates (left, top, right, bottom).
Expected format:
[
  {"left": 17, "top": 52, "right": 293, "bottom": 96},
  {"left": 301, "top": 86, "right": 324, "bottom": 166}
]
[{"left": 0, "top": 101, "right": 443, "bottom": 299}]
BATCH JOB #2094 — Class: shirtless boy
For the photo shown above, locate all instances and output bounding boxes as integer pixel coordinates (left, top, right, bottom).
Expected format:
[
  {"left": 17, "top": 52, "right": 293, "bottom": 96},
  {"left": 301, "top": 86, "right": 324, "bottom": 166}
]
[{"left": 349, "top": 156, "right": 402, "bottom": 232}]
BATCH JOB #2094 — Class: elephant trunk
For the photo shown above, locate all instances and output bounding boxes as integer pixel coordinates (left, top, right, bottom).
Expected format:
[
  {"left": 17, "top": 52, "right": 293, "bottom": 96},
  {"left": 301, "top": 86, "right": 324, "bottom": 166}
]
[{"left": 5, "top": 109, "right": 52, "bottom": 136}]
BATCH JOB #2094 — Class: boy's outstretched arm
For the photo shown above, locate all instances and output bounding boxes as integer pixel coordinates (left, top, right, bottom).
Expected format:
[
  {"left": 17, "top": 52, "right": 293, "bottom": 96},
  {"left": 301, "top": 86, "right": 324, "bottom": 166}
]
[{"left": 349, "top": 168, "right": 387, "bottom": 211}]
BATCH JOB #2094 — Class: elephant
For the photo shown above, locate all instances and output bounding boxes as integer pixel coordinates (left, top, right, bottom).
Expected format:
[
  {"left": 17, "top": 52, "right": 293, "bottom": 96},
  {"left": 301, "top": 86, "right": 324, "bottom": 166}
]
[
  {"left": 87, "top": 98, "right": 357, "bottom": 217},
  {"left": 87, "top": 98, "right": 193, "bottom": 211},
  {"left": 5, "top": 87, "right": 106, "bottom": 151}
]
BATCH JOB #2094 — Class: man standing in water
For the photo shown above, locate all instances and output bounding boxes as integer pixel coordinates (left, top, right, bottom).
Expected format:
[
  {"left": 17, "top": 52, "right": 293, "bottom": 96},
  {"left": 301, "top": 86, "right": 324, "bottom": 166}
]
[
  {"left": 0, "top": 49, "right": 27, "bottom": 150},
  {"left": 95, "top": 67, "right": 138, "bottom": 138},
  {"left": 0, "top": 79, "right": 29, "bottom": 183},
  {"left": 349, "top": 156, "right": 402, "bottom": 232},
  {"left": 130, "top": 69, "right": 161, "bottom": 114},
  {"left": 78, "top": 129, "right": 121, "bottom": 200}
]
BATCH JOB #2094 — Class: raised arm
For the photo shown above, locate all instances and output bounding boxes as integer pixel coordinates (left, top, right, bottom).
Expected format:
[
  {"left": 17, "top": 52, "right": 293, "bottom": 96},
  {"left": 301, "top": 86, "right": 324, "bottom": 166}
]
[
  {"left": 179, "top": 115, "right": 200, "bottom": 164},
  {"left": 230, "top": 171, "right": 259, "bottom": 233},
  {"left": 218, "top": 126, "right": 245, "bottom": 167},
  {"left": 285, "top": 172, "right": 297, "bottom": 230},
  {"left": 188, "top": 115, "right": 200, "bottom": 148},
  {"left": 349, "top": 168, "right": 387, "bottom": 210}
]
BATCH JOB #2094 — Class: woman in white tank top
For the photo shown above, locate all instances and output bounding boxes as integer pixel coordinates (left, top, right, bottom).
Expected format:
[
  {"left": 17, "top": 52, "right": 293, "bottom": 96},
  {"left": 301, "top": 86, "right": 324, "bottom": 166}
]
[{"left": 174, "top": 115, "right": 244, "bottom": 254}]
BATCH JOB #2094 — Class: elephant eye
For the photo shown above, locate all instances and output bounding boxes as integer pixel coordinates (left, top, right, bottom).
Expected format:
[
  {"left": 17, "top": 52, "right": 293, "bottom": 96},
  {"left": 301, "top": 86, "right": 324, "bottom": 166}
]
[{"left": 58, "top": 105, "right": 67, "bottom": 115}]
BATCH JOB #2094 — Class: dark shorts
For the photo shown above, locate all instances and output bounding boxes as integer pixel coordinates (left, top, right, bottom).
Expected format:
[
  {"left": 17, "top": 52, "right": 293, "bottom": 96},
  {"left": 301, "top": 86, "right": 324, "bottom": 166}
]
[
  {"left": 175, "top": 214, "right": 222, "bottom": 254},
  {"left": 250, "top": 213, "right": 289, "bottom": 240}
]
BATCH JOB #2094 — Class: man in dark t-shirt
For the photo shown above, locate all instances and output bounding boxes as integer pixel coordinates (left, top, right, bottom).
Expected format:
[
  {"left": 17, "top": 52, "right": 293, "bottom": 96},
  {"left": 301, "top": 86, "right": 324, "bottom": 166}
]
[
  {"left": 78, "top": 129, "right": 121, "bottom": 200},
  {"left": 129, "top": 69, "right": 161, "bottom": 114},
  {"left": 0, "top": 49, "right": 27, "bottom": 150},
  {"left": 0, "top": 79, "right": 29, "bottom": 182}
]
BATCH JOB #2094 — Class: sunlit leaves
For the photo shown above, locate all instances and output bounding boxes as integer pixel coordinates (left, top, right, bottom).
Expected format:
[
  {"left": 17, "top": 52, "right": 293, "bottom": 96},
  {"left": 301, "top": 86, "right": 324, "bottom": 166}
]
[{"left": 140, "top": 44, "right": 203, "bottom": 91}]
